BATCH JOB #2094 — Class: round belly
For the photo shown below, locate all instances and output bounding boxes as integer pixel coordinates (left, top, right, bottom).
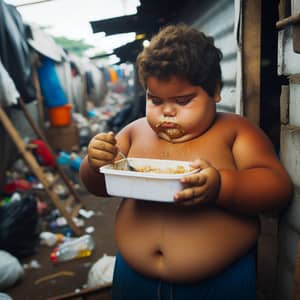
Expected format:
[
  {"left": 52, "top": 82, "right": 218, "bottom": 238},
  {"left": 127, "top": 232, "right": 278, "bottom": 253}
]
[{"left": 115, "top": 199, "right": 259, "bottom": 283}]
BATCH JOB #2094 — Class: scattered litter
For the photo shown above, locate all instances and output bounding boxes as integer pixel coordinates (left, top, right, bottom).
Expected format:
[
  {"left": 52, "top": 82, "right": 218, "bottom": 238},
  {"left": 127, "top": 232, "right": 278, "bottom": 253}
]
[
  {"left": 29, "top": 260, "right": 41, "bottom": 269},
  {"left": 79, "top": 208, "right": 95, "bottom": 218},
  {"left": 0, "top": 250, "right": 24, "bottom": 290},
  {"left": 23, "top": 259, "right": 41, "bottom": 270},
  {"left": 83, "top": 262, "right": 93, "bottom": 268},
  {"left": 85, "top": 226, "right": 95, "bottom": 234},
  {"left": 50, "top": 235, "right": 94, "bottom": 263},
  {"left": 87, "top": 254, "right": 116, "bottom": 288},
  {"left": 40, "top": 232, "right": 65, "bottom": 247},
  {"left": 0, "top": 293, "right": 13, "bottom": 300},
  {"left": 34, "top": 271, "right": 75, "bottom": 285},
  {"left": 51, "top": 216, "right": 85, "bottom": 228},
  {"left": 10, "top": 192, "right": 21, "bottom": 202}
]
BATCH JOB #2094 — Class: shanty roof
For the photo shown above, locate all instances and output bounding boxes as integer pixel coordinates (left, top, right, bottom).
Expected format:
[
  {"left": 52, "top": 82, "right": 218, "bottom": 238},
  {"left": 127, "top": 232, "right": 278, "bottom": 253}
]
[{"left": 90, "top": 0, "right": 196, "bottom": 63}]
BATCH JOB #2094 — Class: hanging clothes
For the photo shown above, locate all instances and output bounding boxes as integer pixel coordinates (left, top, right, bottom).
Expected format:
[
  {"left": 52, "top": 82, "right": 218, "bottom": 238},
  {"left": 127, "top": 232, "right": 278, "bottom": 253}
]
[
  {"left": 0, "top": 0, "right": 36, "bottom": 102},
  {"left": 0, "top": 61, "right": 19, "bottom": 107}
]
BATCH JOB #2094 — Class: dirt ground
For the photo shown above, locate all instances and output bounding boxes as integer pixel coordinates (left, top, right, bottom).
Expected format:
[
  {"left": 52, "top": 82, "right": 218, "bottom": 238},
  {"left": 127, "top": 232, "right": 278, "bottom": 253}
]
[
  {"left": 3, "top": 191, "right": 278, "bottom": 300},
  {"left": 5, "top": 193, "right": 121, "bottom": 300}
]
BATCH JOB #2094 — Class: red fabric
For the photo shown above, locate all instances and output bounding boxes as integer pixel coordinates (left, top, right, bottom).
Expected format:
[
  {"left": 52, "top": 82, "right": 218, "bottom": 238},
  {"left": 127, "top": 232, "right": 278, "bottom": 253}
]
[
  {"left": 3, "top": 179, "right": 33, "bottom": 194},
  {"left": 31, "top": 139, "right": 56, "bottom": 166}
]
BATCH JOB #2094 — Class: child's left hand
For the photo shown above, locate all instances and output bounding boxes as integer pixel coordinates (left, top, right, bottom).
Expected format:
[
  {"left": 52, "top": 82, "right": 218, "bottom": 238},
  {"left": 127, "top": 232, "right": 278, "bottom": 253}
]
[{"left": 174, "top": 159, "right": 220, "bottom": 206}]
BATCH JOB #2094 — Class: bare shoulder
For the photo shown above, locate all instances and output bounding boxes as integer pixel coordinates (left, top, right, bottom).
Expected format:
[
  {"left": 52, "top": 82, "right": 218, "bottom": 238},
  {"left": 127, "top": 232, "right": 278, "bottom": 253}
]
[
  {"left": 216, "top": 113, "right": 278, "bottom": 170},
  {"left": 216, "top": 112, "right": 257, "bottom": 128},
  {"left": 117, "top": 117, "right": 149, "bottom": 137},
  {"left": 116, "top": 117, "right": 150, "bottom": 151},
  {"left": 215, "top": 112, "right": 269, "bottom": 140}
]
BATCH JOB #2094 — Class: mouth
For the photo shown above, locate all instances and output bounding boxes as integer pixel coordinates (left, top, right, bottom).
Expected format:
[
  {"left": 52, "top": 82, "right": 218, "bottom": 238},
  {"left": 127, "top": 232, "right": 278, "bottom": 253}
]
[
  {"left": 155, "top": 118, "right": 178, "bottom": 128},
  {"left": 154, "top": 121, "right": 185, "bottom": 141},
  {"left": 160, "top": 122, "right": 178, "bottom": 129}
]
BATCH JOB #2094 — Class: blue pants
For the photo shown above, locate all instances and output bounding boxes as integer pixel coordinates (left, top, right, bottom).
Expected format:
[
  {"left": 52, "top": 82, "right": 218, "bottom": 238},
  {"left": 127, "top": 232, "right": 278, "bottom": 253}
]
[{"left": 112, "top": 250, "right": 256, "bottom": 300}]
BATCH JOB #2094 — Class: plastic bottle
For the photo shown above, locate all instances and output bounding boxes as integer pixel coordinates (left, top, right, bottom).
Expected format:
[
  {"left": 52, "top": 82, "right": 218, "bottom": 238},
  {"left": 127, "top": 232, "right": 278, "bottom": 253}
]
[
  {"left": 40, "top": 232, "right": 65, "bottom": 247},
  {"left": 50, "top": 235, "right": 95, "bottom": 263}
]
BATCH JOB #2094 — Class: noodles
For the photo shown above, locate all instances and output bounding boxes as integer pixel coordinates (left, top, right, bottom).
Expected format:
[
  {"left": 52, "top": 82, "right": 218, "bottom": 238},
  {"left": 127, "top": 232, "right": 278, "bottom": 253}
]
[{"left": 133, "top": 165, "right": 190, "bottom": 174}]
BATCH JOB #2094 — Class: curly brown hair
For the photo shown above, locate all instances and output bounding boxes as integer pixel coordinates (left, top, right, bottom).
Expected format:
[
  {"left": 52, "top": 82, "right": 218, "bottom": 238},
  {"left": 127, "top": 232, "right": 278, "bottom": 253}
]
[{"left": 136, "top": 23, "right": 223, "bottom": 97}]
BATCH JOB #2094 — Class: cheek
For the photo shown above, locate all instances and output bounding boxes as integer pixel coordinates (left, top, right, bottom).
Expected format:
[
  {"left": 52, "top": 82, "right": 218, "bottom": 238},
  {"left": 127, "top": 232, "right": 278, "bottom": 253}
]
[
  {"left": 146, "top": 107, "right": 160, "bottom": 127},
  {"left": 177, "top": 108, "right": 206, "bottom": 129},
  {"left": 146, "top": 104, "right": 161, "bottom": 117},
  {"left": 179, "top": 107, "right": 204, "bottom": 119}
]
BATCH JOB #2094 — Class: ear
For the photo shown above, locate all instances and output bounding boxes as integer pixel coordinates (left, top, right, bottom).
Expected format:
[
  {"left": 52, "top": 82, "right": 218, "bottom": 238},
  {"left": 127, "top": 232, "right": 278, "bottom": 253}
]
[{"left": 213, "top": 82, "right": 221, "bottom": 103}]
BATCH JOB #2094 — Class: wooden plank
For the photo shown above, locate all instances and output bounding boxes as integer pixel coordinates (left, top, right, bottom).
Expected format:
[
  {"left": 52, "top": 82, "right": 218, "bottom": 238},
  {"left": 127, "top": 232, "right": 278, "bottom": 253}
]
[
  {"left": 45, "top": 188, "right": 82, "bottom": 236},
  {"left": 0, "top": 107, "right": 49, "bottom": 187},
  {"left": 0, "top": 106, "right": 82, "bottom": 236},
  {"left": 65, "top": 195, "right": 75, "bottom": 208},
  {"left": 32, "top": 66, "right": 45, "bottom": 127},
  {"left": 71, "top": 203, "right": 83, "bottom": 219},
  {"left": 18, "top": 98, "right": 82, "bottom": 206},
  {"left": 47, "top": 284, "right": 112, "bottom": 300},
  {"left": 242, "top": 0, "right": 262, "bottom": 125}
]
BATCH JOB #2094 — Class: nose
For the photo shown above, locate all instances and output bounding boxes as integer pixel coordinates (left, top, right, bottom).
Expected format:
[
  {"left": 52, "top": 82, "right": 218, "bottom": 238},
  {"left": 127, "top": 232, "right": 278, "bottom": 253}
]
[{"left": 162, "top": 103, "right": 176, "bottom": 116}]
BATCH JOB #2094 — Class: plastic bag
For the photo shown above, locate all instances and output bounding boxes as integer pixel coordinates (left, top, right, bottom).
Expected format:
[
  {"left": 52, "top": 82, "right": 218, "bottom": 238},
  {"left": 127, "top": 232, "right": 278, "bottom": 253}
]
[
  {"left": 37, "top": 56, "right": 68, "bottom": 107},
  {"left": 0, "top": 195, "right": 39, "bottom": 258},
  {"left": 0, "top": 293, "right": 13, "bottom": 300},
  {"left": 87, "top": 254, "right": 116, "bottom": 288},
  {"left": 0, "top": 250, "right": 24, "bottom": 290}
]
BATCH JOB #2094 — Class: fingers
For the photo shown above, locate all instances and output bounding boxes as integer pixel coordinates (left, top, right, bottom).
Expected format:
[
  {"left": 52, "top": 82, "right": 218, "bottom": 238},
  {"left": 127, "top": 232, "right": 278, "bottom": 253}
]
[
  {"left": 174, "top": 168, "right": 211, "bottom": 205},
  {"left": 91, "top": 139, "right": 117, "bottom": 154},
  {"left": 87, "top": 132, "right": 118, "bottom": 170},
  {"left": 180, "top": 172, "right": 206, "bottom": 185},
  {"left": 189, "top": 159, "right": 211, "bottom": 170},
  {"left": 93, "top": 132, "right": 116, "bottom": 145},
  {"left": 174, "top": 164, "right": 220, "bottom": 206},
  {"left": 179, "top": 194, "right": 209, "bottom": 206},
  {"left": 174, "top": 183, "right": 208, "bottom": 205}
]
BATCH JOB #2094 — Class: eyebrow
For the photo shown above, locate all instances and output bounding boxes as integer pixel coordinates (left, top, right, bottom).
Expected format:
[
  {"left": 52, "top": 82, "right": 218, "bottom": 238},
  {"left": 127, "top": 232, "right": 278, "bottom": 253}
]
[{"left": 146, "top": 92, "right": 196, "bottom": 99}]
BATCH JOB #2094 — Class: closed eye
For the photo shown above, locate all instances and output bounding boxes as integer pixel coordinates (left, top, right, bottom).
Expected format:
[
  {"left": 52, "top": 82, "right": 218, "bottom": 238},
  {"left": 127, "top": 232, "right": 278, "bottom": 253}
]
[
  {"left": 147, "top": 95, "right": 162, "bottom": 105},
  {"left": 175, "top": 97, "right": 193, "bottom": 105}
]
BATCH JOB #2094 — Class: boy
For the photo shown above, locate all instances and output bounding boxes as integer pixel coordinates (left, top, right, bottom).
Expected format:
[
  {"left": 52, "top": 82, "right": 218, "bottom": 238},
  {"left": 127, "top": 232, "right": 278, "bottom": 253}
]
[{"left": 80, "top": 24, "right": 293, "bottom": 299}]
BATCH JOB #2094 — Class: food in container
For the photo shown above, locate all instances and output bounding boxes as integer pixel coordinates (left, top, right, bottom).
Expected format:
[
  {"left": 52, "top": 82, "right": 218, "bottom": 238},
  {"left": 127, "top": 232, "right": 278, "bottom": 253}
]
[{"left": 100, "top": 158, "right": 199, "bottom": 202}]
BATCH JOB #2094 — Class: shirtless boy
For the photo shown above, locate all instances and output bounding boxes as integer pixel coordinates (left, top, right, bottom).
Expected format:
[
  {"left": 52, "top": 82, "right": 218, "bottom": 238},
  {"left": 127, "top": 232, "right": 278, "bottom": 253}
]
[{"left": 80, "top": 24, "right": 293, "bottom": 299}]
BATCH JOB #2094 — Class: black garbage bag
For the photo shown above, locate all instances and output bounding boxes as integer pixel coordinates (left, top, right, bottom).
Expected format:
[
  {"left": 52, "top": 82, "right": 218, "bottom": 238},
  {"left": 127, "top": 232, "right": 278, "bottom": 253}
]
[{"left": 0, "top": 195, "right": 39, "bottom": 258}]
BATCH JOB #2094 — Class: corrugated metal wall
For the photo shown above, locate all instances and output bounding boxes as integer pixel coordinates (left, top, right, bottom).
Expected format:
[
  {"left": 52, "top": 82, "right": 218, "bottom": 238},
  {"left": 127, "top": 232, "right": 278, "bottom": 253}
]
[
  {"left": 179, "top": 0, "right": 237, "bottom": 113},
  {"left": 276, "top": 0, "right": 300, "bottom": 299}
]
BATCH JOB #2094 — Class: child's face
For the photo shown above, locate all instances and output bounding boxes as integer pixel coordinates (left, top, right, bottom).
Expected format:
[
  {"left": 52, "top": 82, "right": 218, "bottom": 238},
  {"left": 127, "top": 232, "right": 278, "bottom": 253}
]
[{"left": 146, "top": 76, "right": 220, "bottom": 143}]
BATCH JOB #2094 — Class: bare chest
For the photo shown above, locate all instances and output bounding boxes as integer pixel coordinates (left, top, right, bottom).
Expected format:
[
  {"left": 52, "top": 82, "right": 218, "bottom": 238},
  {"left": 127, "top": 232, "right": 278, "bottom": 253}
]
[{"left": 128, "top": 132, "right": 236, "bottom": 170}]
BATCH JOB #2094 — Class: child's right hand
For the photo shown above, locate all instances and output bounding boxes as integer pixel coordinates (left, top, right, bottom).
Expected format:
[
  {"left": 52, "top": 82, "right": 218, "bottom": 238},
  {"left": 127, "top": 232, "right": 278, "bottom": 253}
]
[{"left": 87, "top": 132, "right": 118, "bottom": 172}]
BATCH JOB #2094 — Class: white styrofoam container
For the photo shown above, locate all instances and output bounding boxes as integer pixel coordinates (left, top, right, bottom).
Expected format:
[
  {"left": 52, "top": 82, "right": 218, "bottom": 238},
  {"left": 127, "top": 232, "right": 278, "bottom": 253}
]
[{"left": 100, "top": 158, "right": 199, "bottom": 202}]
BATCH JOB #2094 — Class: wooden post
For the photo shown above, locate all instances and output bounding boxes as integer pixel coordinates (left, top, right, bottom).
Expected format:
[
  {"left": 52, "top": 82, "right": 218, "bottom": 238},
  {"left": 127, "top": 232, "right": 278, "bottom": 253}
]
[
  {"left": 242, "top": 0, "right": 262, "bottom": 125},
  {"left": 0, "top": 106, "right": 82, "bottom": 236}
]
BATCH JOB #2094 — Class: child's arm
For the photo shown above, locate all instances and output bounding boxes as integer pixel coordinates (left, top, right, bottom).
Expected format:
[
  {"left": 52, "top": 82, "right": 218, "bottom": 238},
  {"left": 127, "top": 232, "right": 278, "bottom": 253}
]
[
  {"left": 174, "top": 117, "right": 293, "bottom": 215},
  {"left": 217, "top": 118, "right": 293, "bottom": 214},
  {"left": 79, "top": 132, "right": 118, "bottom": 196}
]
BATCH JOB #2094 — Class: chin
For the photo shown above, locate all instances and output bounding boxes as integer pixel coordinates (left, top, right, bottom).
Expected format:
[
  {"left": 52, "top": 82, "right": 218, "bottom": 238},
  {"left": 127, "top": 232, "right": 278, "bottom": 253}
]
[{"left": 157, "top": 132, "right": 195, "bottom": 143}]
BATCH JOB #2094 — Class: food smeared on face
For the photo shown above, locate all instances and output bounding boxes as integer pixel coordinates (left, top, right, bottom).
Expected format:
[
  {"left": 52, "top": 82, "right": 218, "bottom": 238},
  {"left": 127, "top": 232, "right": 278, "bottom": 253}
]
[{"left": 154, "top": 116, "right": 186, "bottom": 141}]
